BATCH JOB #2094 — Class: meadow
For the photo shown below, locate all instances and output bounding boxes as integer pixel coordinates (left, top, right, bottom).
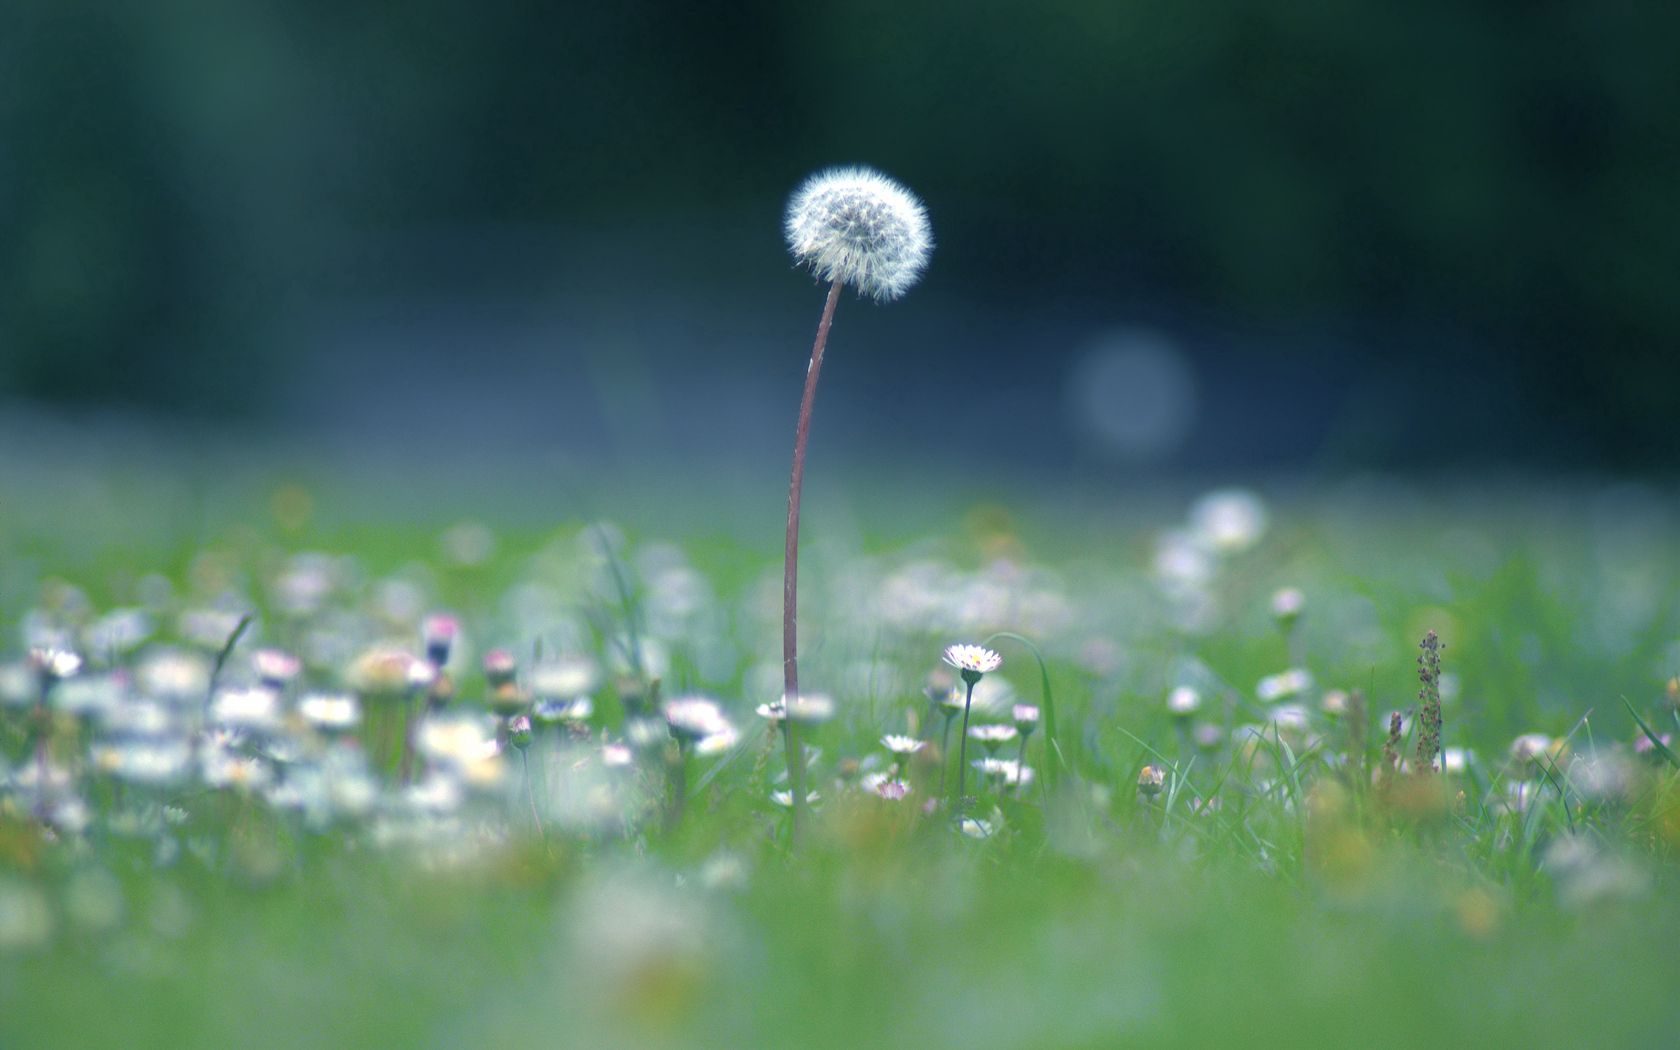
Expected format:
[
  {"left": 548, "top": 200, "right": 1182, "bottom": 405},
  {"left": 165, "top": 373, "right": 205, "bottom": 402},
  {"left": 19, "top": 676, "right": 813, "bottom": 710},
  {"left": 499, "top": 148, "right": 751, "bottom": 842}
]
[{"left": 2, "top": 448, "right": 1678, "bottom": 1049}]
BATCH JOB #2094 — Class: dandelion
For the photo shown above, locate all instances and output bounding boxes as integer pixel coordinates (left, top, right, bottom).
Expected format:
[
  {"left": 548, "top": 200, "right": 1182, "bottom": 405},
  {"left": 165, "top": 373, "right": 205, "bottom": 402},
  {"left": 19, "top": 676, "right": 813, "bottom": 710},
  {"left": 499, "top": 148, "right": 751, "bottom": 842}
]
[
  {"left": 780, "top": 165, "right": 932, "bottom": 841},
  {"left": 785, "top": 167, "right": 932, "bottom": 302}
]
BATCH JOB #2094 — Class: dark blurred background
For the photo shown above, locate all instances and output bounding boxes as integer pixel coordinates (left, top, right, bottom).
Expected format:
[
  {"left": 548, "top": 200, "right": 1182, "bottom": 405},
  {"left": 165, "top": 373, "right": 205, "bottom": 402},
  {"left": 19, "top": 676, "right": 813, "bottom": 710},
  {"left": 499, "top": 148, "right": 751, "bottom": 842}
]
[{"left": 3, "top": 2, "right": 1677, "bottom": 477}]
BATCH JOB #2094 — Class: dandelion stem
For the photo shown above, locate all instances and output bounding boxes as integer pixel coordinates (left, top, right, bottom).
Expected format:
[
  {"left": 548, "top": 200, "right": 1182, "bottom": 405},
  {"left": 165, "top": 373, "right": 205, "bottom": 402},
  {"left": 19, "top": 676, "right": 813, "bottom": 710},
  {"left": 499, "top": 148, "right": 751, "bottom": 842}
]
[
  {"left": 782, "top": 276, "right": 844, "bottom": 842},
  {"left": 955, "top": 679, "right": 977, "bottom": 815}
]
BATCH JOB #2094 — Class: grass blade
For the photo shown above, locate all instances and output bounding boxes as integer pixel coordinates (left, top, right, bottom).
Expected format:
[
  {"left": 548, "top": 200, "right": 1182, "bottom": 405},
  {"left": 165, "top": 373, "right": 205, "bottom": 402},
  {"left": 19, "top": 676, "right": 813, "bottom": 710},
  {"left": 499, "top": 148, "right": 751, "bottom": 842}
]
[
  {"left": 985, "top": 630, "right": 1060, "bottom": 792},
  {"left": 1621, "top": 695, "right": 1679, "bottom": 768}
]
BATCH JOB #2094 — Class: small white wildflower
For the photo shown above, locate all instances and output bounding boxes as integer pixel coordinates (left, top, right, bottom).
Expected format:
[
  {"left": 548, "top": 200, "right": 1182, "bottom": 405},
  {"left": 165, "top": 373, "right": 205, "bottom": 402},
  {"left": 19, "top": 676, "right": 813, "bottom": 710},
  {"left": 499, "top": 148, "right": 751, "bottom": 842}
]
[
  {"left": 298, "top": 692, "right": 361, "bottom": 733},
  {"left": 1270, "top": 587, "right": 1305, "bottom": 625},
  {"left": 1509, "top": 733, "right": 1556, "bottom": 765},
  {"left": 881, "top": 734, "right": 926, "bottom": 755},
  {"left": 135, "top": 649, "right": 211, "bottom": 706},
  {"left": 417, "top": 715, "right": 501, "bottom": 772},
  {"left": 967, "top": 724, "right": 1019, "bottom": 748},
  {"left": 91, "top": 739, "right": 193, "bottom": 787},
  {"left": 1188, "top": 489, "right": 1268, "bottom": 554},
  {"left": 783, "top": 693, "right": 835, "bottom": 724},
  {"left": 770, "top": 789, "right": 821, "bottom": 808},
  {"left": 942, "top": 643, "right": 1002, "bottom": 676},
  {"left": 209, "top": 686, "right": 283, "bottom": 733},
  {"left": 664, "top": 697, "right": 733, "bottom": 744},
  {"left": 785, "top": 166, "right": 932, "bottom": 301},
  {"left": 28, "top": 646, "right": 82, "bottom": 681},
  {"left": 1257, "top": 667, "right": 1313, "bottom": 703},
  {"left": 1012, "top": 704, "right": 1040, "bottom": 735},
  {"left": 1167, "top": 686, "right": 1202, "bottom": 717},
  {"left": 251, "top": 648, "right": 302, "bottom": 687},
  {"left": 693, "top": 726, "right": 741, "bottom": 757},
  {"left": 973, "top": 757, "right": 1034, "bottom": 788},
  {"left": 860, "top": 772, "right": 912, "bottom": 800},
  {"left": 1441, "top": 746, "right": 1473, "bottom": 775},
  {"left": 959, "top": 817, "right": 995, "bottom": 839},
  {"left": 202, "top": 750, "right": 272, "bottom": 792}
]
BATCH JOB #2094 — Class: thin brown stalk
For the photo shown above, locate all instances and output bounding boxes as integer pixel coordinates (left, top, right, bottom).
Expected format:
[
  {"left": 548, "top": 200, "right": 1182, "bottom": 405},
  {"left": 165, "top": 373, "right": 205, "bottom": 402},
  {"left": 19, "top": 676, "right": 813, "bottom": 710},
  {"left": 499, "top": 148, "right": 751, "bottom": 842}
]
[{"left": 781, "top": 276, "right": 844, "bottom": 841}]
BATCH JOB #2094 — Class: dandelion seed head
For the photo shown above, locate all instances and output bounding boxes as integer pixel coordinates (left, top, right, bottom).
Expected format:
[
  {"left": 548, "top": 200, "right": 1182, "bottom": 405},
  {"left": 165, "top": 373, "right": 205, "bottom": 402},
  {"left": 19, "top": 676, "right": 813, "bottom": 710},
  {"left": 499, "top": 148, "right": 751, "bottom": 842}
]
[{"left": 785, "top": 166, "right": 932, "bottom": 301}]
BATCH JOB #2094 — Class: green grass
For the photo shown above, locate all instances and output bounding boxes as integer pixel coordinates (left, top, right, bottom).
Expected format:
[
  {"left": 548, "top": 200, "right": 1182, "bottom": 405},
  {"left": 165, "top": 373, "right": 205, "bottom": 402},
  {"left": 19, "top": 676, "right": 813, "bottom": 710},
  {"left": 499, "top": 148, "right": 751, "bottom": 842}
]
[{"left": 2, "top": 465, "right": 1679, "bottom": 1049}]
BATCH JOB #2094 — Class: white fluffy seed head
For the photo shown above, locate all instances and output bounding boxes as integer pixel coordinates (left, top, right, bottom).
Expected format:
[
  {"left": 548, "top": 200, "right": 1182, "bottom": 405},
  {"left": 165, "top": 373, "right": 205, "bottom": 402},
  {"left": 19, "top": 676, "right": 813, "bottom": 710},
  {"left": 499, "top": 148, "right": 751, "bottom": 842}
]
[{"left": 784, "top": 166, "right": 932, "bottom": 301}]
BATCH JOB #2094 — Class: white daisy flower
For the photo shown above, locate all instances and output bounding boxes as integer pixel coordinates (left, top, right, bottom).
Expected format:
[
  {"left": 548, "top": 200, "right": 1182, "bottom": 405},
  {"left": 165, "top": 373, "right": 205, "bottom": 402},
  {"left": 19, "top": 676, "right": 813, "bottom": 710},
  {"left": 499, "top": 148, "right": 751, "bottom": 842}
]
[
  {"left": 881, "top": 734, "right": 926, "bottom": 755},
  {"left": 1270, "top": 587, "right": 1305, "bottom": 624},
  {"left": 967, "top": 724, "right": 1019, "bottom": 747},
  {"left": 770, "top": 789, "right": 821, "bottom": 808},
  {"left": 1011, "top": 704, "right": 1040, "bottom": 734},
  {"left": 209, "top": 686, "right": 283, "bottom": 733},
  {"left": 663, "top": 697, "right": 732, "bottom": 744},
  {"left": 298, "top": 692, "right": 361, "bottom": 733},
  {"left": 942, "top": 644, "right": 1002, "bottom": 676},
  {"left": 973, "top": 757, "right": 1035, "bottom": 788},
  {"left": 1257, "top": 667, "right": 1313, "bottom": 703}
]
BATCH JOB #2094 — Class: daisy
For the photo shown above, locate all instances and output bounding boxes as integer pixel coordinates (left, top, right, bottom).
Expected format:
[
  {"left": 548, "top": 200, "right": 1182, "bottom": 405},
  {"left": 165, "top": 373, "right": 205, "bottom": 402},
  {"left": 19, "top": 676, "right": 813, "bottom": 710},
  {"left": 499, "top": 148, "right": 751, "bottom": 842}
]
[{"left": 942, "top": 644, "right": 1002, "bottom": 678}]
